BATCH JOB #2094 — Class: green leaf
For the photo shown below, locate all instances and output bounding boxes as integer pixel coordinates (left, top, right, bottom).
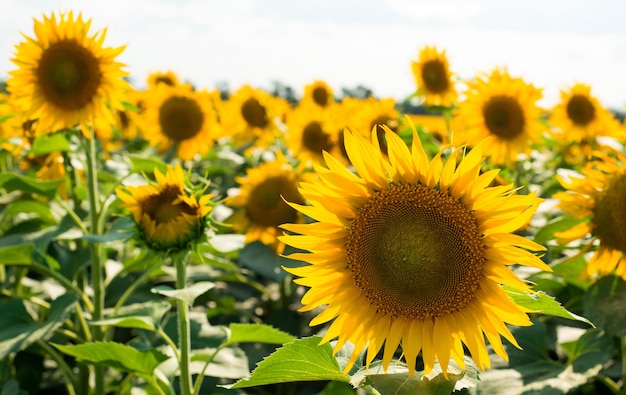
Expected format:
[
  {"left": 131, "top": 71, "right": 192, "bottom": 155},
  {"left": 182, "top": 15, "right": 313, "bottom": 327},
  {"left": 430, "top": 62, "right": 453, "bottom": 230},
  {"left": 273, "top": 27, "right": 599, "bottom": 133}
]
[
  {"left": 2, "top": 200, "right": 57, "bottom": 225},
  {"left": 238, "top": 241, "right": 294, "bottom": 282},
  {"left": 54, "top": 341, "right": 168, "bottom": 376},
  {"left": 82, "top": 217, "right": 135, "bottom": 243},
  {"left": 152, "top": 281, "right": 215, "bottom": 305},
  {"left": 0, "top": 293, "right": 78, "bottom": 360},
  {"left": 504, "top": 286, "right": 593, "bottom": 326},
  {"left": 226, "top": 336, "right": 349, "bottom": 388},
  {"left": 0, "top": 173, "right": 63, "bottom": 198},
  {"left": 583, "top": 275, "right": 626, "bottom": 337},
  {"left": 352, "top": 357, "right": 479, "bottom": 395},
  {"left": 90, "top": 301, "right": 172, "bottom": 331},
  {"left": 129, "top": 155, "right": 168, "bottom": 175},
  {"left": 560, "top": 329, "right": 613, "bottom": 371},
  {"left": 0, "top": 244, "right": 34, "bottom": 264},
  {"left": 31, "top": 133, "right": 70, "bottom": 155},
  {"left": 223, "top": 323, "right": 295, "bottom": 347}
]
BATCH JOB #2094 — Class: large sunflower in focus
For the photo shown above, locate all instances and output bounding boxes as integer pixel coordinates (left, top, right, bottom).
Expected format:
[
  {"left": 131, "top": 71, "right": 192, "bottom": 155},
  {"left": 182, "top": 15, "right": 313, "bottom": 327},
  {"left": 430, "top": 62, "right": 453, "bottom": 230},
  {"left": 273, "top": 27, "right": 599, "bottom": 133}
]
[
  {"left": 553, "top": 149, "right": 626, "bottom": 280},
  {"left": 7, "top": 11, "right": 128, "bottom": 135},
  {"left": 549, "top": 83, "right": 619, "bottom": 149},
  {"left": 116, "top": 164, "right": 213, "bottom": 251},
  {"left": 280, "top": 127, "right": 549, "bottom": 376},
  {"left": 226, "top": 153, "right": 306, "bottom": 253},
  {"left": 452, "top": 68, "right": 545, "bottom": 165},
  {"left": 142, "top": 84, "right": 221, "bottom": 160},
  {"left": 412, "top": 46, "right": 457, "bottom": 107}
]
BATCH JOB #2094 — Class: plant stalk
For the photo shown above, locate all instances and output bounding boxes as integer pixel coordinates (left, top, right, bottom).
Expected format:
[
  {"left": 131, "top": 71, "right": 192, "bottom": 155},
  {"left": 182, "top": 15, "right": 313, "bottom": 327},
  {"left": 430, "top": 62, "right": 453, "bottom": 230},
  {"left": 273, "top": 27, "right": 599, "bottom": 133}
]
[{"left": 175, "top": 251, "right": 193, "bottom": 395}]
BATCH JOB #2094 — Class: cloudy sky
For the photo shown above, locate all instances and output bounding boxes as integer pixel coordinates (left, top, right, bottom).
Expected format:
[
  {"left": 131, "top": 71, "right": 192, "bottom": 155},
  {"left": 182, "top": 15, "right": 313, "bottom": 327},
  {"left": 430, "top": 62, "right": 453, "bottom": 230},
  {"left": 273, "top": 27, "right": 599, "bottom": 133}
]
[{"left": 1, "top": 0, "right": 625, "bottom": 109}]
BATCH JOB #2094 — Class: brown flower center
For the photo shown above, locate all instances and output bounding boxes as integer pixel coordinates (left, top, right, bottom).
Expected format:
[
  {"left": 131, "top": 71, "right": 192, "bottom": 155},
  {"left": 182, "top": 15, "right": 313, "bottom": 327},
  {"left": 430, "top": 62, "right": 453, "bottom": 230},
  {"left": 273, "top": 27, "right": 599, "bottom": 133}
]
[
  {"left": 154, "top": 76, "right": 176, "bottom": 86},
  {"left": 37, "top": 40, "right": 102, "bottom": 111},
  {"left": 241, "top": 98, "right": 269, "bottom": 128},
  {"left": 594, "top": 172, "right": 626, "bottom": 253},
  {"left": 421, "top": 60, "right": 450, "bottom": 94},
  {"left": 567, "top": 94, "right": 596, "bottom": 126},
  {"left": 346, "top": 183, "right": 485, "bottom": 319},
  {"left": 142, "top": 185, "right": 197, "bottom": 225},
  {"left": 158, "top": 96, "right": 205, "bottom": 141},
  {"left": 482, "top": 95, "right": 525, "bottom": 140},
  {"left": 246, "top": 176, "right": 303, "bottom": 227},
  {"left": 312, "top": 86, "right": 329, "bottom": 107},
  {"left": 302, "top": 121, "right": 333, "bottom": 154}
]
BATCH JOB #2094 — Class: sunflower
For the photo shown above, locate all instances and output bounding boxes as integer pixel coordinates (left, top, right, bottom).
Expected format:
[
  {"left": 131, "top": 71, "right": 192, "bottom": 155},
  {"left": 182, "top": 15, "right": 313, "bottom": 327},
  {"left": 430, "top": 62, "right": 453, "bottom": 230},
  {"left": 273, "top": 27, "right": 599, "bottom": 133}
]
[
  {"left": 452, "top": 68, "right": 545, "bottom": 165},
  {"left": 220, "top": 85, "right": 290, "bottom": 148},
  {"left": 226, "top": 153, "right": 306, "bottom": 253},
  {"left": 352, "top": 97, "right": 400, "bottom": 155},
  {"left": 116, "top": 163, "right": 213, "bottom": 250},
  {"left": 146, "top": 70, "right": 181, "bottom": 89},
  {"left": 553, "top": 149, "right": 626, "bottom": 280},
  {"left": 411, "top": 46, "right": 457, "bottom": 107},
  {"left": 409, "top": 113, "right": 449, "bottom": 144},
  {"left": 142, "top": 84, "right": 221, "bottom": 160},
  {"left": 7, "top": 11, "right": 128, "bottom": 136},
  {"left": 548, "top": 83, "right": 620, "bottom": 157},
  {"left": 280, "top": 127, "right": 549, "bottom": 377},
  {"left": 302, "top": 80, "right": 335, "bottom": 108},
  {"left": 285, "top": 103, "right": 338, "bottom": 166}
]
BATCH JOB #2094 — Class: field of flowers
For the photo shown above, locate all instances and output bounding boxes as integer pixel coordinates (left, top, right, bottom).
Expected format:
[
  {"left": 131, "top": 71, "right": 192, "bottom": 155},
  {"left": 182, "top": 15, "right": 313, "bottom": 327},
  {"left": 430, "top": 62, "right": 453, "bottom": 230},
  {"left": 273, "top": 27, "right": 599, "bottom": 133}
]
[{"left": 2, "top": 9, "right": 626, "bottom": 395}]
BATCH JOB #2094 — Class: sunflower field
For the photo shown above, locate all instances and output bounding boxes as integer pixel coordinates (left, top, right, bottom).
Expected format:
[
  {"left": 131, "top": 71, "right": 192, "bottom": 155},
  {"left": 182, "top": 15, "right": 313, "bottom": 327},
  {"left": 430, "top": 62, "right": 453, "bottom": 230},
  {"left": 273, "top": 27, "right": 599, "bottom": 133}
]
[{"left": 2, "top": 10, "right": 626, "bottom": 395}]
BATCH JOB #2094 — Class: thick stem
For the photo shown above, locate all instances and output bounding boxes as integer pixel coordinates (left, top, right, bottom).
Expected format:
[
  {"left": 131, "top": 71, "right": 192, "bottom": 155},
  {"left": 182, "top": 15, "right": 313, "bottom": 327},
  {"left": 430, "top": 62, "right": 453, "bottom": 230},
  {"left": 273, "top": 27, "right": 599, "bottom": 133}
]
[
  {"left": 85, "top": 130, "right": 105, "bottom": 395},
  {"left": 175, "top": 252, "right": 193, "bottom": 395},
  {"left": 621, "top": 336, "right": 626, "bottom": 395}
]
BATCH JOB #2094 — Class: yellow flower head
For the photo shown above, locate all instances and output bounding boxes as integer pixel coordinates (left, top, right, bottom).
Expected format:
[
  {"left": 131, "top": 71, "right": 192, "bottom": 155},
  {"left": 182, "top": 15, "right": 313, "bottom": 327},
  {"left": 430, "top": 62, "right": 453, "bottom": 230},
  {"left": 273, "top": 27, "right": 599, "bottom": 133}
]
[
  {"left": 285, "top": 103, "right": 339, "bottom": 166},
  {"left": 553, "top": 149, "right": 626, "bottom": 280},
  {"left": 142, "top": 84, "right": 221, "bottom": 161},
  {"left": 301, "top": 80, "right": 335, "bottom": 108},
  {"left": 412, "top": 46, "right": 457, "bottom": 107},
  {"left": 280, "top": 126, "right": 550, "bottom": 377},
  {"left": 7, "top": 11, "right": 129, "bottom": 135},
  {"left": 146, "top": 70, "right": 181, "bottom": 89},
  {"left": 116, "top": 164, "right": 213, "bottom": 251},
  {"left": 549, "top": 83, "right": 620, "bottom": 143},
  {"left": 226, "top": 153, "right": 306, "bottom": 253},
  {"left": 452, "top": 68, "right": 545, "bottom": 165}
]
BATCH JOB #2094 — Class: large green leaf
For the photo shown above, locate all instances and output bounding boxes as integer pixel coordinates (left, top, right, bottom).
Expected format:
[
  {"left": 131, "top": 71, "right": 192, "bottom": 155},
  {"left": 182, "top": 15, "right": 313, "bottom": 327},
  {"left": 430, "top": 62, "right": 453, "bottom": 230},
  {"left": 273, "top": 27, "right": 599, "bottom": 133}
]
[
  {"left": 0, "top": 173, "right": 63, "bottom": 198},
  {"left": 90, "top": 301, "right": 172, "bottom": 331},
  {"left": 227, "top": 336, "right": 349, "bottom": 388},
  {"left": 31, "top": 133, "right": 70, "bottom": 155},
  {"left": 129, "top": 156, "right": 168, "bottom": 175},
  {"left": 0, "top": 244, "right": 34, "bottom": 264},
  {"left": 53, "top": 342, "right": 168, "bottom": 376},
  {"left": 583, "top": 275, "right": 626, "bottom": 337},
  {"left": 82, "top": 217, "right": 136, "bottom": 244},
  {"left": 504, "top": 286, "right": 593, "bottom": 326},
  {"left": 2, "top": 200, "right": 57, "bottom": 225},
  {"left": 534, "top": 216, "right": 586, "bottom": 246},
  {"left": 223, "top": 323, "right": 295, "bottom": 347},
  {"left": 0, "top": 293, "right": 78, "bottom": 360}
]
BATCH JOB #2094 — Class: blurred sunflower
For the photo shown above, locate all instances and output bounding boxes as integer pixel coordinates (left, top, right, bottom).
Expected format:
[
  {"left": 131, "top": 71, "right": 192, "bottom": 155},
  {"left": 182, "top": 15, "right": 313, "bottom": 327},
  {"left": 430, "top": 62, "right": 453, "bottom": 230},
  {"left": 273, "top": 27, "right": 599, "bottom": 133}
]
[
  {"left": 553, "top": 149, "right": 626, "bottom": 280},
  {"left": 146, "top": 70, "right": 181, "bottom": 89},
  {"left": 452, "top": 68, "right": 545, "bottom": 165},
  {"left": 301, "top": 80, "right": 335, "bottom": 108},
  {"left": 412, "top": 46, "right": 457, "bottom": 107},
  {"left": 116, "top": 164, "right": 213, "bottom": 251},
  {"left": 353, "top": 97, "right": 400, "bottom": 155},
  {"left": 7, "top": 11, "right": 128, "bottom": 136},
  {"left": 280, "top": 127, "right": 549, "bottom": 376},
  {"left": 285, "top": 103, "right": 338, "bottom": 166},
  {"left": 142, "top": 84, "right": 220, "bottom": 160},
  {"left": 226, "top": 153, "right": 306, "bottom": 253},
  {"left": 409, "top": 113, "right": 449, "bottom": 144},
  {"left": 220, "top": 85, "right": 290, "bottom": 148},
  {"left": 549, "top": 84, "right": 620, "bottom": 163}
]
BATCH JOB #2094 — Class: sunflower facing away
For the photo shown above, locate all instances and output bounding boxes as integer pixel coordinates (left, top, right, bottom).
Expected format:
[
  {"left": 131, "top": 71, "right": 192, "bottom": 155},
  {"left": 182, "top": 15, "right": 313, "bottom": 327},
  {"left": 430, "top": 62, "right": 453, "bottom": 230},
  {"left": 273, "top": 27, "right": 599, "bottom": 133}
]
[
  {"left": 7, "top": 11, "right": 128, "bottom": 136},
  {"left": 412, "top": 46, "right": 457, "bottom": 107},
  {"left": 116, "top": 164, "right": 213, "bottom": 251},
  {"left": 280, "top": 127, "right": 550, "bottom": 377},
  {"left": 452, "top": 68, "right": 545, "bottom": 165},
  {"left": 553, "top": 149, "right": 626, "bottom": 280},
  {"left": 226, "top": 153, "right": 306, "bottom": 253},
  {"left": 549, "top": 83, "right": 620, "bottom": 144},
  {"left": 142, "top": 84, "right": 221, "bottom": 160}
]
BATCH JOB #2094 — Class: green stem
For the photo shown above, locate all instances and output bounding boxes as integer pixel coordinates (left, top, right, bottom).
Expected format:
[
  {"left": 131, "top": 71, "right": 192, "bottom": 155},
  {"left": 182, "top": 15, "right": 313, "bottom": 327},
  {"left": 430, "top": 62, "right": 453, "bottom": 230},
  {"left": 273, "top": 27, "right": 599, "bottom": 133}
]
[
  {"left": 621, "top": 336, "right": 626, "bottom": 395},
  {"left": 157, "top": 326, "right": 181, "bottom": 362},
  {"left": 84, "top": 129, "right": 105, "bottom": 395},
  {"left": 192, "top": 345, "right": 224, "bottom": 395},
  {"left": 54, "top": 196, "right": 89, "bottom": 234},
  {"left": 37, "top": 340, "right": 78, "bottom": 395},
  {"left": 175, "top": 252, "right": 193, "bottom": 395}
]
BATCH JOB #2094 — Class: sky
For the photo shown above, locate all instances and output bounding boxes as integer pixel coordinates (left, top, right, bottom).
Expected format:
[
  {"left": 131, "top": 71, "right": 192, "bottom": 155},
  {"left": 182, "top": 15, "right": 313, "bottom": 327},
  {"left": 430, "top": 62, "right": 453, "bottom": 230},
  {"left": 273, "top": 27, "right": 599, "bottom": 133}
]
[{"left": 1, "top": 0, "right": 626, "bottom": 109}]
